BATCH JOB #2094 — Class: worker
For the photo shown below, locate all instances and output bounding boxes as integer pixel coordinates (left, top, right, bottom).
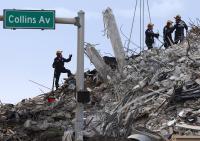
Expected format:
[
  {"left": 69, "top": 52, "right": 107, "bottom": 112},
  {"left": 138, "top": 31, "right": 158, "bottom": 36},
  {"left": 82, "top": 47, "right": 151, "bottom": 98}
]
[
  {"left": 52, "top": 50, "right": 72, "bottom": 89},
  {"left": 173, "top": 15, "right": 188, "bottom": 44},
  {"left": 145, "top": 23, "right": 159, "bottom": 49},
  {"left": 163, "top": 20, "right": 174, "bottom": 48}
]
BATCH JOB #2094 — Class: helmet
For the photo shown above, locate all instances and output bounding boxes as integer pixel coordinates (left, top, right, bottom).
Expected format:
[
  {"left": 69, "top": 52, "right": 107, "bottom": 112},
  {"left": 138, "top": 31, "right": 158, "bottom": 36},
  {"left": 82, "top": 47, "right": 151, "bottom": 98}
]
[
  {"left": 167, "top": 20, "right": 173, "bottom": 24},
  {"left": 147, "top": 23, "right": 154, "bottom": 28},
  {"left": 174, "top": 15, "right": 181, "bottom": 20},
  {"left": 56, "top": 50, "right": 63, "bottom": 55}
]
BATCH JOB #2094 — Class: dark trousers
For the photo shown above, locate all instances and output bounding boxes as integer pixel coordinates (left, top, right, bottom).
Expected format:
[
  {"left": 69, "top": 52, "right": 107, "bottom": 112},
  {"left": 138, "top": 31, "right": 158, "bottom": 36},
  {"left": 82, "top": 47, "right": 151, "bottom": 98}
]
[
  {"left": 146, "top": 42, "right": 153, "bottom": 50},
  {"left": 54, "top": 68, "right": 72, "bottom": 89},
  {"left": 174, "top": 35, "right": 184, "bottom": 44},
  {"left": 164, "top": 37, "right": 174, "bottom": 48}
]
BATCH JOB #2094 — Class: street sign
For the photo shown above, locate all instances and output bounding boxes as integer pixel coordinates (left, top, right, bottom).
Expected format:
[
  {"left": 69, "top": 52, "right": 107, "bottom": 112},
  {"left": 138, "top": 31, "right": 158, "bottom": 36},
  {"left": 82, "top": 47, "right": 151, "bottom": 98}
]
[{"left": 3, "top": 9, "right": 55, "bottom": 29}]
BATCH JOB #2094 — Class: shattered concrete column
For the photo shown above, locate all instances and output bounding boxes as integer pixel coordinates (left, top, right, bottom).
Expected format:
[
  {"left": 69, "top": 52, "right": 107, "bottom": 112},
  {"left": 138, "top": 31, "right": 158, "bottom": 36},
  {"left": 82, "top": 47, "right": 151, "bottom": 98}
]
[
  {"left": 103, "top": 7, "right": 126, "bottom": 74},
  {"left": 85, "top": 43, "right": 111, "bottom": 81}
]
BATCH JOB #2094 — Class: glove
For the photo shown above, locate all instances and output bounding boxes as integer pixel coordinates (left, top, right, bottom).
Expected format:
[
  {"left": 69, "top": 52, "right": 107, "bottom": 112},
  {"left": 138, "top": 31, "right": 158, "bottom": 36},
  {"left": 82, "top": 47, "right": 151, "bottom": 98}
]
[
  {"left": 155, "top": 33, "right": 159, "bottom": 38},
  {"left": 69, "top": 54, "right": 72, "bottom": 58}
]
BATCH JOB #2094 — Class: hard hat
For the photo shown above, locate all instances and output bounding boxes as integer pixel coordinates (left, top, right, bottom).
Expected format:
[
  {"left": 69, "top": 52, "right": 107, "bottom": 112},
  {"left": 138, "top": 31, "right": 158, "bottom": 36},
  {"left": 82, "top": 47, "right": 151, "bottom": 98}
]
[
  {"left": 56, "top": 50, "right": 63, "bottom": 55},
  {"left": 147, "top": 23, "right": 154, "bottom": 27},
  {"left": 167, "top": 20, "right": 173, "bottom": 24},
  {"left": 174, "top": 15, "right": 181, "bottom": 20}
]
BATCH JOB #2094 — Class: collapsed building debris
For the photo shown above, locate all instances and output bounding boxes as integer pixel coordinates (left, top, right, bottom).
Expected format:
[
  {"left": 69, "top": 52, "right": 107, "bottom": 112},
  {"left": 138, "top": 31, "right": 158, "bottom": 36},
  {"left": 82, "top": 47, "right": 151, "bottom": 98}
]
[
  {"left": 85, "top": 43, "right": 112, "bottom": 81},
  {"left": 2, "top": 8, "right": 200, "bottom": 141},
  {"left": 103, "top": 7, "right": 126, "bottom": 74},
  {"left": 103, "top": 56, "right": 117, "bottom": 70},
  {"left": 92, "top": 28, "right": 200, "bottom": 139}
]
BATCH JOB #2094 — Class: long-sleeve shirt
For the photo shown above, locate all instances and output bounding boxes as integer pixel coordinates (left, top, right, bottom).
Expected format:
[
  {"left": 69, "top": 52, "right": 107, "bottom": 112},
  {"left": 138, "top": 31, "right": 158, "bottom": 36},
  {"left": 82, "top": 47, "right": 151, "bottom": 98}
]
[
  {"left": 163, "top": 26, "right": 174, "bottom": 41},
  {"left": 52, "top": 56, "right": 71, "bottom": 71},
  {"left": 145, "top": 29, "right": 159, "bottom": 44},
  {"left": 173, "top": 20, "right": 188, "bottom": 37}
]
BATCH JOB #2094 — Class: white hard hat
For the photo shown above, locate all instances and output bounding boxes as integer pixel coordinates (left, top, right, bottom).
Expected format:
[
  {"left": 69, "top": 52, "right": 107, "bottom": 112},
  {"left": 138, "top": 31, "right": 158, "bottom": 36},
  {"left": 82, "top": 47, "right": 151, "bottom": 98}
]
[{"left": 56, "top": 50, "right": 63, "bottom": 55}]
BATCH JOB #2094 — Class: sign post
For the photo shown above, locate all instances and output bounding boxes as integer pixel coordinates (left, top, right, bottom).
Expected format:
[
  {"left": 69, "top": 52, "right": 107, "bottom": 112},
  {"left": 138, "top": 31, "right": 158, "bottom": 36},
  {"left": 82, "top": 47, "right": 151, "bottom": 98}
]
[
  {"left": 75, "top": 10, "right": 85, "bottom": 141},
  {"left": 3, "top": 9, "right": 55, "bottom": 29},
  {"left": 0, "top": 9, "right": 85, "bottom": 141}
]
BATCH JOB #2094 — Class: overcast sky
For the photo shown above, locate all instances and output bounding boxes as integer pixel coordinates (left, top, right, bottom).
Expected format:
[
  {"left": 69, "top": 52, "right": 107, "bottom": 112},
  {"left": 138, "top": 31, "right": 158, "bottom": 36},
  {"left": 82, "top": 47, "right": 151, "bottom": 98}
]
[{"left": 0, "top": 0, "right": 199, "bottom": 104}]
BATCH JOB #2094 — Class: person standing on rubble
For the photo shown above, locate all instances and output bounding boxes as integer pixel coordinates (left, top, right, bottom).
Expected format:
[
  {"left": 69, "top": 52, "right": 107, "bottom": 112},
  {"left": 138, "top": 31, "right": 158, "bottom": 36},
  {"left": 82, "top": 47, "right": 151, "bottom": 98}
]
[
  {"left": 173, "top": 15, "right": 188, "bottom": 44},
  {"left": 145, "top": 23, "right": 159, "bottom": 49},
  {"left": 52, "top": 50, "right": 72, "bottom": 90},
  {"left": 163, "top": 20, "right": 174, "bottom": 48}
]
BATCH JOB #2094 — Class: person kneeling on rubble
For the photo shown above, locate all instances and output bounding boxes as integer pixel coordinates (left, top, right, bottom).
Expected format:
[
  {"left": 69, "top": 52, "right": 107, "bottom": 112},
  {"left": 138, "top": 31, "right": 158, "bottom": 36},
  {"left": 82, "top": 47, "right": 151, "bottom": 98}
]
[
  {"left": 52, "top": 50, "right": 72, "bottom": 90},
  {"left": 145, "top": 23, "right": 159, "bottom": 50}
]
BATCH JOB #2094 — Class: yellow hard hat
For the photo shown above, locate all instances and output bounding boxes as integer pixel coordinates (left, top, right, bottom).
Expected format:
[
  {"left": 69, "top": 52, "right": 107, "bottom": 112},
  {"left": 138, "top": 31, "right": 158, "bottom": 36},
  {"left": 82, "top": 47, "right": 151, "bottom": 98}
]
[
  {"left": 174, "top": 15, "right": 181, "bottom": 20},
  {"left": 56, "top": 50, "right": 63, "bottom": 55}
]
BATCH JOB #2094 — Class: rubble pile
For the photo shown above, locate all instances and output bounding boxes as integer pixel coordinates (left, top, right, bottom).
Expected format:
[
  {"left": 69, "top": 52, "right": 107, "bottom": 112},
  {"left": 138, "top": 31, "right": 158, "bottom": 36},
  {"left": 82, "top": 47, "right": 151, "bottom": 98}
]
[
  {"left": 1, "top": 27, "right": 200, "bottom": 140},
  {"left": 91, "top": 29, "right": 200, "bottom": 138},
  {"left": 0, "top": 78, "right": 77, "bottom": 141}
]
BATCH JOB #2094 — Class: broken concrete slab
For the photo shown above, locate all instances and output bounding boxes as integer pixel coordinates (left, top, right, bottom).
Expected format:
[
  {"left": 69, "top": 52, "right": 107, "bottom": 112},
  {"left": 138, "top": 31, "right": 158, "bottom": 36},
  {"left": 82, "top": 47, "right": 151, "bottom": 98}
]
[
  {"left": 85, "top": 43, "right": 112, "bottom": 81},
  {"left": 103, "top": 7, "right": 126, "bottom": 74}
]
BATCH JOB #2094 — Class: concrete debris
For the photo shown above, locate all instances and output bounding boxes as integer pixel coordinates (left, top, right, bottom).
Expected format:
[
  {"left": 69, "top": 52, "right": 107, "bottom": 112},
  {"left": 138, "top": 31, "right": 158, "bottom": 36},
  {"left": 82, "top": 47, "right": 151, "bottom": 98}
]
[
  {"left": 103, "top": 56, "right": 117, "bottom": 70},
  {"left": 85, "top": 43, "right": 112, "bottom": 81},
  {"left": 103, "top": 7, "right": 126, "bottom": 74},
  {"left": 62, "top": 130, "right": 73, "bottom": 141},
  {"left": 2, "top": 11, "right": 200, "bottom": 141}
]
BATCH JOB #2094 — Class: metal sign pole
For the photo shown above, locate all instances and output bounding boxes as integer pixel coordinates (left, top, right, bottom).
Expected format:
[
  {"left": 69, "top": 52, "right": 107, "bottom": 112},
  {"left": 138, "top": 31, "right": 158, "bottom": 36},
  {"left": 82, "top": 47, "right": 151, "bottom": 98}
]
[
  {"left": 75, "top": 10, "right": 85, "bottom": 141},
  {"left": 0, "top": 10, "right": 85, "bottom": 141}
]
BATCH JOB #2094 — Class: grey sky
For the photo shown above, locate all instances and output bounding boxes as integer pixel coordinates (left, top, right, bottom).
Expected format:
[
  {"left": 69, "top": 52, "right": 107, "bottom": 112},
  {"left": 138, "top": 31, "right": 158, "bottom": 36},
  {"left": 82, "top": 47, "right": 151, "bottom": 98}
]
[{"left": 0, "top": 0, "right": 198, "bottom": 104}]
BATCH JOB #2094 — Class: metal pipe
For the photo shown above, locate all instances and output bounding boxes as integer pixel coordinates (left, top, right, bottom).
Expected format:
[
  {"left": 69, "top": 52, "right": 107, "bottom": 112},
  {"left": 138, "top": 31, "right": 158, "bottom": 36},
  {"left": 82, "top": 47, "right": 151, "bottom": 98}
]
[
  {"left": 142, "top": 0, "right": 145, "bottom": 51},
  {"left": 140, "top": 0, "right": 142, "bottom": 52},
  {"left": 55, "top": 17, "right": 76, "bottom": 24},
  {"left": 29, "top": 80, "right": 51, "bottom": 90},
  {"left": 75, "top": 10, "right": 85, "bottom": 141},
  {"left": 0, "top": 15, "right": 3, "bottom": 21}
]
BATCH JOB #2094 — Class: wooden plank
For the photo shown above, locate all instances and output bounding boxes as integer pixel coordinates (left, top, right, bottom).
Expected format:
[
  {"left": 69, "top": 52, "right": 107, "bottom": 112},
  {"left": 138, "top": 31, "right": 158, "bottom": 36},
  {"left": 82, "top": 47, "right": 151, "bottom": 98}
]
[
  {"left": 176, "top": 123, "right": 200, "bottom": 130},
  {"left": 171, "top": 135, "right": 200, "bottom": 141}
]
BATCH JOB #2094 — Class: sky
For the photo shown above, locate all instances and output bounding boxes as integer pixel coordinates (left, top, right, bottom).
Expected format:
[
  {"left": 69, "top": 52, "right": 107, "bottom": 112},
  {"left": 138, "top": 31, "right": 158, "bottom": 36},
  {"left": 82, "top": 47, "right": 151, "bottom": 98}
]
[{"left": 0, "top": 0, "right": 199, "bottom": 104}]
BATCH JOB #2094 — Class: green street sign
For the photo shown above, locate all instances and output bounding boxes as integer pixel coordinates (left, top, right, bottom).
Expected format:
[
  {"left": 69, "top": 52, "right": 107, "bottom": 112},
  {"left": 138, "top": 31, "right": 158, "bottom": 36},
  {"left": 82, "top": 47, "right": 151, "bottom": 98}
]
[{"left": 3, "top": 9, "right": 55, "bottom": 29}]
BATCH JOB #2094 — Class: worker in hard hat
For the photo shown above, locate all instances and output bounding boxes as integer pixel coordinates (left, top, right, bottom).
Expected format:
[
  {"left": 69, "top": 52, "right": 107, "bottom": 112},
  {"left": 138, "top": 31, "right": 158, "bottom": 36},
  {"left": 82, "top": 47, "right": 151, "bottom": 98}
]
[
  {"left": 52, "top": 50, "right": 72, "bottom": 89},
  {"left": 173, "top": 15, "right": 188, "bottom": 44},
  {"left": 145, "top": 23, "right": 159, "bottom": 49},
  {"left": 163, "top": 20, "right": 174, "bottom": 48}
]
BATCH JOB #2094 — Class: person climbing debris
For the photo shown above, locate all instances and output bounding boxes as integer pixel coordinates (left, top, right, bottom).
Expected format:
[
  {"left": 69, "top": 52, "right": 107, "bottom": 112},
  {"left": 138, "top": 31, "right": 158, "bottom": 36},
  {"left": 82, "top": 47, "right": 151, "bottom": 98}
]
[
  {"left": 52, "top": 50, "right": 72, "bottom": 90},
  {"left": 173, "top": 15, "right": 188, "bottom": 44},
  {"left": 145, "top": 23, "right": 159, "bottom": 49},
  {"left": 163, "top": 20, "right": 174, "bottom": 48}
]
